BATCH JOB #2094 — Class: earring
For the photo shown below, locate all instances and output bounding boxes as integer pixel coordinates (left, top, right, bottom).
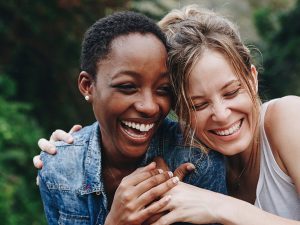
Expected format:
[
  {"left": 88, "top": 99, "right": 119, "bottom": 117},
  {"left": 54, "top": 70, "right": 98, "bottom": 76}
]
[{"left": 85, "top": 96, "right": 90, "bottom": 101}]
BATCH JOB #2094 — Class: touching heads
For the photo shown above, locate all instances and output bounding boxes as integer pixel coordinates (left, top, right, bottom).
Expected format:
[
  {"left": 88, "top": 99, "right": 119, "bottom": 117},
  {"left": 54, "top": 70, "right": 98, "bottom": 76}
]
[
  {"left": 78, "top": 11, "right": 172, "bottom": 161},
  {"left": 159, "top": 5, "right": 261, "bottom": 155}
]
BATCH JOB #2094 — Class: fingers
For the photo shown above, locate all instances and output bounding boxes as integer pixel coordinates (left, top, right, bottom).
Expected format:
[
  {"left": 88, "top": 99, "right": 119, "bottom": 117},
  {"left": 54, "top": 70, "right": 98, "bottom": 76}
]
[
  {"left": 121, "top": 168, "right": 162, "bottom": 187},
  {"left": 33, "top": 155, "right": 43, "bottom": 169},
  {"left": 150, "top": 211, "right": 178, "bottom": 225},
  {"left": 137, "top": 176, "right": 179, "bottom": 207},
  {"left": 174, "top": 163, "right": 195, "bottom": 181},
  {"left": 49, "top": 129, "right": 73, "bottom": 143},
  {"left": 38, "top": 138, "right": 57, "bottom": 154},
  {"left": 135, "top": 171, "right": 174, "bottom": 196},
  {"left": 153, "top": 157, "right": 169, "bottom": 171},
  {"left": 141, "top": 197, "right": 171, "bottom": 225},
  {"left": 68, "top": 124, "right": 82, "bottom": 134}
]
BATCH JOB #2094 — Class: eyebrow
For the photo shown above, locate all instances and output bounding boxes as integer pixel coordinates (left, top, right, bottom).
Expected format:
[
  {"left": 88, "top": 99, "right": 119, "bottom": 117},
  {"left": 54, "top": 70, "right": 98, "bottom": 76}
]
[
  {"left": 111, "top": 70, "right": 169, "bottom": 79},
  {"left": 190, "top": 79, "right": 240, "bottom": 100}
]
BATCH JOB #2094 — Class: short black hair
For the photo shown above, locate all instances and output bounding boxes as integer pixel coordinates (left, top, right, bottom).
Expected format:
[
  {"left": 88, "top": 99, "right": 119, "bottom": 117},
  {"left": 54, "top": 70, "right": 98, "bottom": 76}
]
[{"left": 80, "top": 11, "right": 168, "bottom": 78}]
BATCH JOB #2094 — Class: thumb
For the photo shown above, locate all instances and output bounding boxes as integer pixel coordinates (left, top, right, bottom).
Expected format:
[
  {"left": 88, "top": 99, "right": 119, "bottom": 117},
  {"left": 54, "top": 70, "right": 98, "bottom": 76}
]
[
  {"left": 174, "top": 163, "right": 195, "bottom": 181},
  {"left": 153, "top": 156, "right": 170, "bottom": 171}
]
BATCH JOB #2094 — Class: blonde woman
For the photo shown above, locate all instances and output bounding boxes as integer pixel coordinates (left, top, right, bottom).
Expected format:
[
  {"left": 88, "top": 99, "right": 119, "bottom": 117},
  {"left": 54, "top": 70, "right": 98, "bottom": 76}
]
[{"left": 149, "top": 5, "right": 300, "bottom": 224}]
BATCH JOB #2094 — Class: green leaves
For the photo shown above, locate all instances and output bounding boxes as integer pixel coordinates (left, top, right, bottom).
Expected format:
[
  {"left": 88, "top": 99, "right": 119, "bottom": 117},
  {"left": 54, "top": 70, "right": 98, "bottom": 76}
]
[{"left": 0, "top": 75, "right": 45, "bottom": 225}]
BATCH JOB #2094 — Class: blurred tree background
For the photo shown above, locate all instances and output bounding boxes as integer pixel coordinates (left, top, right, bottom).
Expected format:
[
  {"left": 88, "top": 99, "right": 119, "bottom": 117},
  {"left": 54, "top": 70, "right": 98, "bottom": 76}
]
[{"left": 0, "top": 0, "right": 299, "bottom": 224}]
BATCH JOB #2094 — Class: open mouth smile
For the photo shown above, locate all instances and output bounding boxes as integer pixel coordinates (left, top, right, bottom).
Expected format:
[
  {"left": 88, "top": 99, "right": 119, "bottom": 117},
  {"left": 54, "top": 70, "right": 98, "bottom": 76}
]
[
  {"left": 210, "top": 119, "right": 243, "bottom": 136},
  {"left": 120, "top": 120, "right": 155, "bottom": 139}
]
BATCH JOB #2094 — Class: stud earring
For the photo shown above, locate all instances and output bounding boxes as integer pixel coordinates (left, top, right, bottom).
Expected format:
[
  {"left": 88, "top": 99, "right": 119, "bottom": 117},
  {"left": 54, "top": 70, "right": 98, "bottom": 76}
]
[{"left": 85, "top": 96, "right": 90, "bottom": 101}]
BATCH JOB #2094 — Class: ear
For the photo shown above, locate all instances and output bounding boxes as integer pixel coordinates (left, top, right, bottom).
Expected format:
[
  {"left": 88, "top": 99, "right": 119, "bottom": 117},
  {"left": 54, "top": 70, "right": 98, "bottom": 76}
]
[
  {"left": 78, "top": 71, "right": 94, "bottom": 102},
  {"left": 250, "top": 65, "right": 258, "bottom": 93}
]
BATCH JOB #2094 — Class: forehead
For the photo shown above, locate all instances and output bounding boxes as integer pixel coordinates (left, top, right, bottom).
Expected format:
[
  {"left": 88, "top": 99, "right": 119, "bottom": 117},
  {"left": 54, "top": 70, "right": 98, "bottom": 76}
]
[
  {"left": 109, "top": 33, "right": 166, "bottom": 59},
  {"left": 188, "top": 49, "right": 238, "bottom": 92},
  {"left": 96, "top": 33, "right": 168, "bottom": 80}
]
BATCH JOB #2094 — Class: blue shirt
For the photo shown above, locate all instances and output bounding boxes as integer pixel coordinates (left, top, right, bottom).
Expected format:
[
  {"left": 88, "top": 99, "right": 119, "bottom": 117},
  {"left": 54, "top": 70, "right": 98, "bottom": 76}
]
[{"left": 39, "top": 118, "right": 226, "bottom": 225}]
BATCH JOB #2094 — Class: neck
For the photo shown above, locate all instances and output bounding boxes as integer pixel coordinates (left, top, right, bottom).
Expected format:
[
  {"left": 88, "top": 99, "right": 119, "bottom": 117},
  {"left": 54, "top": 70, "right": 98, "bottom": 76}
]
[
  {"left": 226, "top": 139, "right": 260, "bottom": 203},
  {"left": 227, "top": 134, "right": 260, "bottom": 172},
  {"left": 101, "top": 147, "right": 143, "bottom": 171}
]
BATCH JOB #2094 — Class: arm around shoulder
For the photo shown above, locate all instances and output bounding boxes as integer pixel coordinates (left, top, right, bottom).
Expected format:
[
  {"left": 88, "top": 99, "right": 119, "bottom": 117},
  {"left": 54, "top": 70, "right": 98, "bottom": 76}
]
[{"left": 152, "top": 183, "right": 300, "bottom": 225}]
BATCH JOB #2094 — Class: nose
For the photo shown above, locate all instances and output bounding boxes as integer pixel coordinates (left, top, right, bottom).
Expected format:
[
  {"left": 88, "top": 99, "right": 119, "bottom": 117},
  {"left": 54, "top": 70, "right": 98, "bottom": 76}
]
[
  {"left": 211, "top": 101, "right": 230, "bottom": 122},
  {"left": 134, "top": 92, "right": 159, "bottom": 117}
]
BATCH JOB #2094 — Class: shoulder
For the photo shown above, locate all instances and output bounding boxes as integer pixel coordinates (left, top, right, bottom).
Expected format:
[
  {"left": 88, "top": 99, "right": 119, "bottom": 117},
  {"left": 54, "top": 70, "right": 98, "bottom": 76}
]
[
  {"left": 39, "top": 122, "right": 98, "bottom": 182},
  {"left": 265, "top": 95, "right": 300, "bottom": 119},
  {"left": 189, "top": 150, "right": 227, "bottom": 194},
  {"left": 158, "top": 117, "right": 181, "bottom": 136},
  {"left": 264, "top": 96, "right": 300, "bottom": 142},
  {"left": 167, "top": 146, "right": 226, "bottom": 194},
  {"left": 264, "top": 96, "right": 300, "bottom": 192}
]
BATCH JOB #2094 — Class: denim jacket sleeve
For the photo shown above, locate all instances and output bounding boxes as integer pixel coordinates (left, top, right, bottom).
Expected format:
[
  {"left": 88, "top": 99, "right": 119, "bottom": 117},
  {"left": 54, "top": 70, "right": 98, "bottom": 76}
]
[
  {"left": 39, "top": 172, "right": 59, "bottom": 224},
  {"left": 154, "top": 118, "right": 227, "bottom": 194}
]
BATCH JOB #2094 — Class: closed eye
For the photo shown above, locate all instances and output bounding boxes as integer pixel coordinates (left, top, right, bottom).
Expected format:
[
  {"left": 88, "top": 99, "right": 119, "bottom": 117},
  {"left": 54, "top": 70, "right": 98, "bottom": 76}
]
[
  {"left": 224, "top": 87, "right": 240, "bottom": 98},
  {"left": 191, "top": 102, "right": 209, "bottom": 111},
  {"left": 112, "top": 83, "right": 137, "bottom": 93},
  {"left": 157, "top": 85, "right": 172, "bottom": 96}
]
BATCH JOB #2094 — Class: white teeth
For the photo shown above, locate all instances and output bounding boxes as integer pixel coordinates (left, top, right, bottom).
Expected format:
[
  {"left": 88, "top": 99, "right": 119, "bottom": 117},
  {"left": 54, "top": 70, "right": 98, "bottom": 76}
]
[
  {"left": 122, "top": 121, "right": 154, "bottom": 132},
  {"left": 214, "top": 120, "right": 242, "bottom": 136}
]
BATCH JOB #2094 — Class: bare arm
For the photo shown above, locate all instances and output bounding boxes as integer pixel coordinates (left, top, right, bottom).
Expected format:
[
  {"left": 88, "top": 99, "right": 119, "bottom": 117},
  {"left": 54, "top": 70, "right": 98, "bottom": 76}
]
[
  {"left": 151, "top": 182, "right": 300, "bottom": 225},
  {"left": 265, "top": 96, "right": 300, "bottom": 194}
]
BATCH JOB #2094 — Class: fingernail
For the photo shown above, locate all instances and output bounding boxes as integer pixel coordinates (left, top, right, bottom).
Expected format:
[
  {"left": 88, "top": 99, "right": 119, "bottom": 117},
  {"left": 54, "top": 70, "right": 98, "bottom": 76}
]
[
  {"left": 164, "top": 195, "right": 171, "bottom": 202},
  {"left": 158, "top": 169, "right": 163, "bottom": 174},
  {"left": 50, "top": 147, "right": 57, "bottom": 154},
  {"left": 172, "top": 176, "right": 179, "bottom": 184},
  {"left": 168, "top": 171, "right": 173, "bottom": 177},
  {"left": 187, "top": 164, "right": 195, "bottom": 170}
]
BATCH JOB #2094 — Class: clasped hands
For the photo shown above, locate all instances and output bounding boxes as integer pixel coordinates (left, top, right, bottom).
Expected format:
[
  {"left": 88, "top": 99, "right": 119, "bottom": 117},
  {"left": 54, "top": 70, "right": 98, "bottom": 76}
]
[{"left": 34, "top": 125, "right": 195, "bottom": 225}]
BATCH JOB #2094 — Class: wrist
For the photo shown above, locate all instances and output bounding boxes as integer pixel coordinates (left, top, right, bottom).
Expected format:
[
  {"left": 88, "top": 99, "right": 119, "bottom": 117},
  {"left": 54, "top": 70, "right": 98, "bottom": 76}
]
[{"left": 216, "top": 195, "right": 252, "bottom": 225}]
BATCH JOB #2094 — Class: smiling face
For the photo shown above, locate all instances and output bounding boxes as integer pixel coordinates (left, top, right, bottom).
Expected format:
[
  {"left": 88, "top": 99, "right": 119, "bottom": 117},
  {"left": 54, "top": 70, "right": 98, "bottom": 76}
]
[
  {"left": 89, "top": 33, "right": 171, "bottom": 163},
  {"left": 188, "top": 49, "right": 257, "bottom": 156}
]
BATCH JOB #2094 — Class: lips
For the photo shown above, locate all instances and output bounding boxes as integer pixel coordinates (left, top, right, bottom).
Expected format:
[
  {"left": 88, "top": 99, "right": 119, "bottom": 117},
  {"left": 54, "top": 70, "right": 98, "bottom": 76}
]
[
  {"left": 210, "top": 119, "right": 243, "bottom": 136},
  {"left": 120, "top": 120, "right": 156, "bottom": 140},
  {"left": 122, "top": 121, "right": 154, "bottom": 132}
]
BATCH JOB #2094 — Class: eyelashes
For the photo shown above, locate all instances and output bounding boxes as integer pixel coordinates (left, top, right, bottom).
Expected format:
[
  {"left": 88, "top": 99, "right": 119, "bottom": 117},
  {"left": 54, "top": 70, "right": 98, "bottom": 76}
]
[{"left": 190, "top": 87, "right": 242, "bottom": 111}]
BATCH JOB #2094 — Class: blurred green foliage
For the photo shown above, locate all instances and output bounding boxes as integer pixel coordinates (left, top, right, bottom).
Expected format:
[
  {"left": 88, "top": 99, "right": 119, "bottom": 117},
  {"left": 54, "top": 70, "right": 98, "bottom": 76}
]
[
  {"left": 0, "top": 74, "right": 45, "bottom": 224},
  {"left": 0, "top": 0, "right": 173, "bottom": 134},
  {"left": 254, "top": 0, "right": 300, "bottom": 99}
]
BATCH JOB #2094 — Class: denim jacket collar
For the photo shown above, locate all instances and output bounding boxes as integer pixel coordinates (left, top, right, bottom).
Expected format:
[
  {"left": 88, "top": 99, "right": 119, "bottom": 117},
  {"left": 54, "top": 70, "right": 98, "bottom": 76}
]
[
  {"left": 78, "top": 122, "right": 103, "bottom": 195},
  {"left": 78, "top": 122, "right": 155, "bottom": 195}
]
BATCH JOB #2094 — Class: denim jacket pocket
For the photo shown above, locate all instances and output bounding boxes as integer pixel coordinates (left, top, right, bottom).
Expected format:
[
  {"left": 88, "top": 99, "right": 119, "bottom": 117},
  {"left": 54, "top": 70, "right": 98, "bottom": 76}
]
[{"left": 58, "top": 211, "right": 90, "bottom": 225}]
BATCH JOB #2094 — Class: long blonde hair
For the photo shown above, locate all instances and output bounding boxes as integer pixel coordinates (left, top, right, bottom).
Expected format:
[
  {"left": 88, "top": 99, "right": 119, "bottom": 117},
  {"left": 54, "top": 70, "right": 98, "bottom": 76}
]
[{"left": 159, "top": 5, "right": 261, "bottom": 151}]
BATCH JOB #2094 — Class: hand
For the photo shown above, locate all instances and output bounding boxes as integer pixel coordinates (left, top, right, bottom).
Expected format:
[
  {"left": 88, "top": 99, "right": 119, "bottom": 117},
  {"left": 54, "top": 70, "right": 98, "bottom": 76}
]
[
  {"left": 33, "top": 125, "right": 82, "bottom": 169},
  {"left": 105, "top": 162, "right": 180, "bottom": 225},
  {"left": 150, "top": 182, "right": 224, "bottom": 225},
  {"left": 142, "top": 157, "right": 195, "bottom": 225},
  {"left": 153, "top": 156, "right": 195, "bottom": 180}
]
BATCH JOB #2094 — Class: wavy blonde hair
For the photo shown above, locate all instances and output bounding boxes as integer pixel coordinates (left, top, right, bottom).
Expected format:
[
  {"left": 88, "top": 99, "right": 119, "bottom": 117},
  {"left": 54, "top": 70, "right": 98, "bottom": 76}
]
[{"left": 159, "top": 5, "right": 261, "bottom": 152}]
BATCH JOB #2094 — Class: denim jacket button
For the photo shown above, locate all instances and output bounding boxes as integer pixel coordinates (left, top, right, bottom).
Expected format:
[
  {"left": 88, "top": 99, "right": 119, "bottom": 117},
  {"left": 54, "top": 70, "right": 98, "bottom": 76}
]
[{"left": 96, "top": 191, "right": 100, "bottom": 195}]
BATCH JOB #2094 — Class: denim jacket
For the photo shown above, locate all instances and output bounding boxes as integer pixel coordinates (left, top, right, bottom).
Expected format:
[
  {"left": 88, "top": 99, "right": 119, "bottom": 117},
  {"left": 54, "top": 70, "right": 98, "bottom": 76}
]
[{"left": 39, "top": 118, "right": 227, "bottom": 225}]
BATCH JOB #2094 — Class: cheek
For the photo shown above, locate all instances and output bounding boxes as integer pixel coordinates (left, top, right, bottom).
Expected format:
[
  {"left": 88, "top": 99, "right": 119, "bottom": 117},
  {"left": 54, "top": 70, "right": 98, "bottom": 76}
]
[
  {"left": 158, "top": 96, "right": 172, "bottom": 115},
  {"left": 190, "top": 111, "right": 207, "bottom": 135}
]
